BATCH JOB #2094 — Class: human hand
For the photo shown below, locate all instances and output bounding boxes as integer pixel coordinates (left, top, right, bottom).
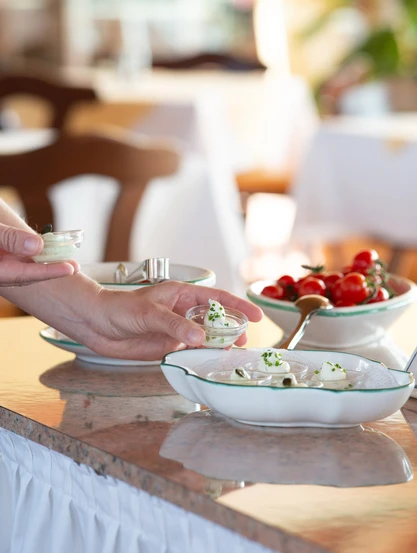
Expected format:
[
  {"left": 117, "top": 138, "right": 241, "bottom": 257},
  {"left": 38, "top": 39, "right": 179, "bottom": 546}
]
[
  {"left": 0, "top": 224, "right": 79, "bottom": 286},
  {"left": 80, "top": 281, "right": 263, "bottom": 361}
]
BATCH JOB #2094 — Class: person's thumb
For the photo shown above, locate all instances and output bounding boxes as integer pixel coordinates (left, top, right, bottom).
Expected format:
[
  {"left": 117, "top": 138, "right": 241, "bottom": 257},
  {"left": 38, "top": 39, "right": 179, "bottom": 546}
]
[
  {"left": 0, "top": 224, "right": 42, "bottom": 256},
  {"left": 143, "top": 303, "right": 205, "bottom": 346}
]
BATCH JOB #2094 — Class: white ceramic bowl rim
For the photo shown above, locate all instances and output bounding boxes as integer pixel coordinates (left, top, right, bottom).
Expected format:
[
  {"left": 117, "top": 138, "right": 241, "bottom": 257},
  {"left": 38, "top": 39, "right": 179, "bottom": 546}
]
[
  {"left": 247, "top": 276, "right": 417, "bottom": 318},
  {"left": 161, "top": 349, "right": 414, "bottom": 393}
]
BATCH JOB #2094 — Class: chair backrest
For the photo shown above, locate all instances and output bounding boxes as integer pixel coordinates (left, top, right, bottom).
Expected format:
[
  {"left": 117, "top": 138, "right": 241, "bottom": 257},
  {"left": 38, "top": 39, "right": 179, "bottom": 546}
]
[
  {"left": 0, "top": 73, "right": 98, "bottom": 130},
  {"left": 153, "top": 53, "right": 265, "bottom": 72},
  {"left": 0, "top": 131, "right": 181, "bottom": 261}
]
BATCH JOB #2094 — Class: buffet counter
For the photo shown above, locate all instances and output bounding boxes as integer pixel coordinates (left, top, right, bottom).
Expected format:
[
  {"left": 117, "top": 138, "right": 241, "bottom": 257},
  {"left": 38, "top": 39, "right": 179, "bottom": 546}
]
[{"left": 1, "top": 312, "right": 417, "bottom": 553}]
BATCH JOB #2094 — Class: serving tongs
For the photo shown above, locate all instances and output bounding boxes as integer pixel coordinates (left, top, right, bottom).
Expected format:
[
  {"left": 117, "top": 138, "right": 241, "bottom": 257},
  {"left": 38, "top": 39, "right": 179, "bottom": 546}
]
[{"left": 114, "top": 258, "right": 170, "bottom": 284}]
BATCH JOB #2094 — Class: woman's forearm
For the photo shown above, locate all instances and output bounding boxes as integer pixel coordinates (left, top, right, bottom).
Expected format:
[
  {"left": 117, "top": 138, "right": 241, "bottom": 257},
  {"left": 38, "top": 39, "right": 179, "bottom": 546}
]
[{"left": 1, "top": 271, "right": 104, "bottom": 342}]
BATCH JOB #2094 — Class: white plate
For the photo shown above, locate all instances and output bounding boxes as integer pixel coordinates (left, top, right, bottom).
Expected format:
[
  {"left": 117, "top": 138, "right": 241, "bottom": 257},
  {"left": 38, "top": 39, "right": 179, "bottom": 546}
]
[
  {"left": 160, "top": 348, "right": 414, "bottom": 428},
  {"left": 40, "top": 327, "right": 159, "bottom": 366},
  {"left": 81, "top": 262, "right": 216, "bottom": 290}
]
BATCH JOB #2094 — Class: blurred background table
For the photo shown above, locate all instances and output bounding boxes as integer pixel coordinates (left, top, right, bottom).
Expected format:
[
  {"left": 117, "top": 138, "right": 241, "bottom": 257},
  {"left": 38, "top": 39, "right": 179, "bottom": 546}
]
[
  {"left": 0, "top": 68, "right": 318, "bottom": 294},
  {"left": 292, "top": 114, "right": 417, "bottom": 272}
]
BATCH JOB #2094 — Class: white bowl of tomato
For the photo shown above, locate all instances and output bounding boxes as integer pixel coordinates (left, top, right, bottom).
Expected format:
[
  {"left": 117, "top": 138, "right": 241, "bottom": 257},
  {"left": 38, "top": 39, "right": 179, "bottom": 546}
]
[{"left": 246, "top": 249, "right": 417, "bottom": 349}]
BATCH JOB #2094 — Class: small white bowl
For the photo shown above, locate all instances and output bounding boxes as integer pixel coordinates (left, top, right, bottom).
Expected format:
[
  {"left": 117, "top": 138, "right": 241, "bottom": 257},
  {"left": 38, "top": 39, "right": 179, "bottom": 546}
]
[
  {"left": 246, "top": 275, "right": 417, "bottom": 349},
  {"left": 185, "top": 305, "right": 248, "bottom": 348},
  {"left": 160, "top": 348, "right": 414, "bottom": 428},
  {"left": 81, "top": 262, "right": 216, "bottom": 290},
  {"left": 33, "top": 230, "right": 83, "bottom": 264}
]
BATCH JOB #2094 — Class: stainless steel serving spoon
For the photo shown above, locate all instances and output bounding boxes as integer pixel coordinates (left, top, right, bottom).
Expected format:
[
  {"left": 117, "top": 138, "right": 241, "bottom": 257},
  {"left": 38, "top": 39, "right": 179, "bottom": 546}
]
[
  {"left": 114, "top": 258, "right": 170, "bottom": 284},
  {"left": 279, "top": 294, "right": 333, "bottom": 350},
  {"left": 404, "top": 346, "right": 417, "bottom": 373}
]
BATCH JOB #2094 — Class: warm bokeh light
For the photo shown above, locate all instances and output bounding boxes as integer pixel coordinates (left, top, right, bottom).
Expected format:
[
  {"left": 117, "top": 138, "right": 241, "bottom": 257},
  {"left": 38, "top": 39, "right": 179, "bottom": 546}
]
[{"left": 254, "top": 0, "right": 290, "bottom": 74}]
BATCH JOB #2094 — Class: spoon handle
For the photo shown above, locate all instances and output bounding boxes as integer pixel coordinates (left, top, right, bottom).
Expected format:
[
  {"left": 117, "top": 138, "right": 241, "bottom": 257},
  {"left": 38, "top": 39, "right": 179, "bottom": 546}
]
[
  {"left": 279, "top": 311, "right": 315, "bottom": 350},
  {"left": 404, "top": 346, "right": 417, "bottom": 373}
]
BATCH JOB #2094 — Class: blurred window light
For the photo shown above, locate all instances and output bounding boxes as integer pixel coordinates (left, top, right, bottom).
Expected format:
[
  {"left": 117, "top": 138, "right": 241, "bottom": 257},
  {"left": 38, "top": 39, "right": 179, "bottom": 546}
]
[
  {"left": 245, "top": 192, "right": 296, "bottom": 250},
  {"left": 253, "top": 0, "right": 290, "bottom": 73}
]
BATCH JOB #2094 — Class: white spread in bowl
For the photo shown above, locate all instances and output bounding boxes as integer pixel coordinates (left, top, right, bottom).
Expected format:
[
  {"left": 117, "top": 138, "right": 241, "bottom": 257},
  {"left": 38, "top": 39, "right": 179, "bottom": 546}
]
[
  {"left": 186, "top": 299, "right": 248, "bottom": 349},
  {"left": 32, "top": 229, "right": 84, "bottom": 264}
]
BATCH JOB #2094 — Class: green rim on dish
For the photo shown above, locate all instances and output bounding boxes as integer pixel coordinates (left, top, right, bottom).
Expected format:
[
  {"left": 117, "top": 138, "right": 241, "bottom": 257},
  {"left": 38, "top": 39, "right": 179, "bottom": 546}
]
[{"left": 40, "top": 328, "right": 82, "bottom": 348}]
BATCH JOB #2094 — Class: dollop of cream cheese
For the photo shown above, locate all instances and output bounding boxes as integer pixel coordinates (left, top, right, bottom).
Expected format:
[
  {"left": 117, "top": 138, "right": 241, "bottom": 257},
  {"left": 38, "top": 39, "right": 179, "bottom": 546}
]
[
  {"left": 204, "top": 299, "right": 238, "bottom": 329},
  {"left": 33, "top": 232, "right": 77, "bottom": 263},
  {"left": 315, "top": 361, "right": 347, "bottom": 382},
  {"left": 258, "top": 349, "right": 290, "bottom": 374}
]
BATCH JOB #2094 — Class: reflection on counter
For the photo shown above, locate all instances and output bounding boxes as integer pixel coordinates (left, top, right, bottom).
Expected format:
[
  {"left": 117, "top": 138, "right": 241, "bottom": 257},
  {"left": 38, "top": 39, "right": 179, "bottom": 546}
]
[
  {"left": 40, "top": 359, "right": 176, "bottom": 397},
  {"left": 39, "top": 359, "right": 198, "bottom": 437},
  {"left": 160, "top": 410, "right": 413, "bottom": 488}
]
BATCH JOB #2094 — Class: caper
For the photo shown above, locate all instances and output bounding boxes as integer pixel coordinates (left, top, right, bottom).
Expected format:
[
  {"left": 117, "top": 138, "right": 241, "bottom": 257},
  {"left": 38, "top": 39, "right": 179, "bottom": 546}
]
[{"left": 40, "top": 223, "right": 53, "bottom": 235}]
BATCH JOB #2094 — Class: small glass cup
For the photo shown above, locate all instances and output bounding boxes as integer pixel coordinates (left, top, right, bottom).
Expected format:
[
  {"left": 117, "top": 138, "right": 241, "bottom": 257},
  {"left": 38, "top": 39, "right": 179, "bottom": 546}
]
[
  {"left": 311, "top": 370, "right": 364, "bottom": 390},
  {"left": 206, "top": 370, "right": 272, "bottom": 386},
  {"left": 185, "top": 305, "right": 248, "bottom": 348},
  {"left": 32, "top": 229, "right": 84, "bottom": 264}
]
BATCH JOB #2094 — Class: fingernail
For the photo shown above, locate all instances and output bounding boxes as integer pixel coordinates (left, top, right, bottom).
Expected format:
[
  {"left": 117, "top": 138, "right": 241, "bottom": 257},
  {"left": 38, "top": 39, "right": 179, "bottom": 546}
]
[
  {"left": 24, "top": 235, "right": 41, "bottom": 254},
  {"left": 187, "top": 328, "right": 204, "bottom": 345}
]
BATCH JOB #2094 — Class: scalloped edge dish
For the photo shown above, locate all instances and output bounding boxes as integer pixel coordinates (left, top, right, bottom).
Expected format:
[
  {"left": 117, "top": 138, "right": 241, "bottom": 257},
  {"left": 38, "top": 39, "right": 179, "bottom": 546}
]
[{"left": 160, "top": 348, "right": 414, "bottom": 428}]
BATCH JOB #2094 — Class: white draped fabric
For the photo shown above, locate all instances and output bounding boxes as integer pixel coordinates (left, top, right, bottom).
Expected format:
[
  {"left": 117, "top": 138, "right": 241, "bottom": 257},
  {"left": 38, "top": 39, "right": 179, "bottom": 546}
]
[
  {"left": 0, "top": 428, "right": 276, "bottom": 553},
  {"left": 292, "top": 115, "right": 417, "bottom": 248}
]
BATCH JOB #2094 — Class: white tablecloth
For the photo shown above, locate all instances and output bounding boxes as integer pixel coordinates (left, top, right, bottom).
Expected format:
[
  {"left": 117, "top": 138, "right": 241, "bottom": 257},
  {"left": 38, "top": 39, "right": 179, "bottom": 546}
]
[
  {"left": 0, "top": 428, "right": 276, "bottom": 553},
  {"left": 292, "top": 115, "right": 417, "bottom": 248}
]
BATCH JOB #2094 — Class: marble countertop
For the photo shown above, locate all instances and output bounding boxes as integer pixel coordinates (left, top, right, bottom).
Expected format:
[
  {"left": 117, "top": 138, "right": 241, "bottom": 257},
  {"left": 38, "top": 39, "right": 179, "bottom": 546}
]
[{"left": 2, "top": 315, "right": 417, "bottom": 553}]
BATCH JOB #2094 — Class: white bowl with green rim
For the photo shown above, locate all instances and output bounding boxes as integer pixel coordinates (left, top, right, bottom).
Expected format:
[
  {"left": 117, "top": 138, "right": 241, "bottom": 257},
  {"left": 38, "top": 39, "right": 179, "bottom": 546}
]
[
  {"left": 81, "top": 262, "right": 216, "bottom": 290},
  {"left": 160, "top": 348, "right": 414, "bottom": 428},
  {"left": 246, "top": 275, "right": 417, "bottom": 349}
]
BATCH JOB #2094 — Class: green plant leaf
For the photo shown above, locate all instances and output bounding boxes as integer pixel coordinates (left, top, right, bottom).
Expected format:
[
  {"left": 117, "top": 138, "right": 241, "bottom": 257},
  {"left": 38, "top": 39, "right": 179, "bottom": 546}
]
[
  {"left": 343, "top": 28, "right": 400, "bottom": 77},
  {"left": 402, "top": 0, "right": 417, "bottom": 31}
]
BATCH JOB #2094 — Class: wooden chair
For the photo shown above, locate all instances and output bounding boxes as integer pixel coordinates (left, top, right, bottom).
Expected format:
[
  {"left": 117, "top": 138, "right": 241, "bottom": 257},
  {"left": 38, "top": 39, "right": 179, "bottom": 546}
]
[
  {"left": 0, "top": 72, "right": 98, "bottom": 130},
  {"left": 153, "top": 52, "right": 265, "bottom": 72},
  {"left": 0, "top": 131, "right": 181, "bottom": 261}
]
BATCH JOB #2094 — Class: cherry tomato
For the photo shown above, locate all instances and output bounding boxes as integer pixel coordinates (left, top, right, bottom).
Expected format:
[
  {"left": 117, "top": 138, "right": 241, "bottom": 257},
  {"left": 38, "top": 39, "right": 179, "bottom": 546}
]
[
  {"left": 367, "top": 286, "right": 390, "bottom": 304},
  {"left": 322, "top": 272, "right": 344, "bottom": 291},
  {"left": 308, "top": 272, "right": 326, "bottom": 281},
  {"left": 293, "top": 276, "right": 308, "bottom": 293},
  {"left": 277, "top": 275, "right": 295, "bottom": 288},
  {"left": 351, "top": 249, "right": 380, "bottom": 273},
  {"left": 331, "top": 272, "right": 370, "bottom": 305},
  {"left": 297, "top": 276, "right": 326, "bottom": 297},
  {"left": 261, "top": 284, "right": 285, "bottom": 300}
]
